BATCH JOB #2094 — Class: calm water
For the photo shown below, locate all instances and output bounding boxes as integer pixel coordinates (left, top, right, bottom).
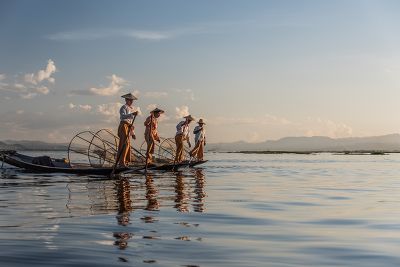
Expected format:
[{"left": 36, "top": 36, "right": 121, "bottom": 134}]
[{"left": 2, "top": 152, "right": 400, "bottom": 266}]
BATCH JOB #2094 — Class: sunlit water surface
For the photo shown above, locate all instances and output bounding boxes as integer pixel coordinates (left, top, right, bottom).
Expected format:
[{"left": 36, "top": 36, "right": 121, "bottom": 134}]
[{"left": 2, "top": 152, "right": 400, "bottom": 266}]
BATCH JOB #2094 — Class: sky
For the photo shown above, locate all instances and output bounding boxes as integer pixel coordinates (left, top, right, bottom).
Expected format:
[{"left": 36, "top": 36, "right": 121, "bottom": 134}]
[{"left": 1, "top": 0, "right": 400, "bottom": 144}]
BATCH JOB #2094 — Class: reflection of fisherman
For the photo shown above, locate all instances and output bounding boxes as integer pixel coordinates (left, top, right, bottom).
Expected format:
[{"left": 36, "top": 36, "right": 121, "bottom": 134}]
[
  {"left": 174, "top": 171, "right": 189, "bottom": 212},
  {"left": 189, "top": 119, "right": 206, "bottom": 161},
  {"left": 114, "top": 178, "right": 133, "bottom": 249},
  {"left": 144, "top": 108, "right": 164, "bottom": 164},
  {"left": 193, "top": 169, "right": 206, "bottom": 212},
  {"left": 174, "top": 115, "right": 194, "bottom": 163},
  {"left": 145, "top": 175, "right": 159, "bottom": 211},
  {"left": 117, "top": 93, "right": 139, "bottom": 167}
]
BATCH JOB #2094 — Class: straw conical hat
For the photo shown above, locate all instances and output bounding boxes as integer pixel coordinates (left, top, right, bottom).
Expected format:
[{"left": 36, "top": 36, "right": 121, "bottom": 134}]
[
  {"left": 121, "top": 93, "right": 138, "bottom": 100},
  {"left": 198, "top": 119, "right": 205, "bottom": 125},
  {"left": 151, "top": 108, "right": 164, "bottom": 114},
  {"left": 184, "top": 115, "right": 194, "bottom": 121}
]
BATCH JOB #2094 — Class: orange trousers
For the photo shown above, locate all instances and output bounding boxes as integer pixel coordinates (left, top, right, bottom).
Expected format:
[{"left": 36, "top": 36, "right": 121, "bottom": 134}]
[
  {"left": 145, "top": 135, "right": 155, "bottom": 163},
  {"left": 190, "top": 140, "right": 204, "bottom": 161},
  {"left": 174, "top": 134, "right": 185, "bottom": 162},
  {"left": 117, "top": 122, "right": 132, "bottom": 166}
]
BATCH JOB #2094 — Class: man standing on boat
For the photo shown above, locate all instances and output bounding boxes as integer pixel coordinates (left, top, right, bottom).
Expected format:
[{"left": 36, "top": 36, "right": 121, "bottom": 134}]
[
  {"left": 174, "top": 115, "right": 194, "bottom": 163},
  {"left": 189, "top": 119, "right": 206, "bottom": 161},
  {"left": 117, "top": 93, "right": 138, "bottom": 167},
  {"left": 144, "top": 108, "right": 164, "bottom": 164}
]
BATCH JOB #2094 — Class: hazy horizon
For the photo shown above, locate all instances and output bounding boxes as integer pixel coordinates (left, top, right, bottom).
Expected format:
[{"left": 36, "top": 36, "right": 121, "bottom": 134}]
[
  {"left": 2, "top": 132, "right": 400, "bottom": 146},
  {"left": 2, "top": 0, "right": 400, "bottom": 143}
]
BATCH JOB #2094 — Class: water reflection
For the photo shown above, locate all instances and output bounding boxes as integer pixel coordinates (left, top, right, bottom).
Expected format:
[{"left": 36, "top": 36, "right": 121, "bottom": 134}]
[
  {"left": 145, "top": 175, "right": 159, "bottom": 212},
  {"left": 113, "top": 178, "right": 133, "bottom": 249},
  {"left": 174, "top": 169, "right": 206, "bottom": 213},
  {"left": 4, "top": 168, "right": 207, "bottom": 217},
  {"left": 175, "top": 171, "right": 189, "bottom": 212},
  {"left": 111, "top": 170, "right": 206, "bottom": 249},
  {"left": 193, "top": 169, "right": 206, "bottom": 213},
  {"left": 62, "top": 169, "right": 207, "bottom": 249}
]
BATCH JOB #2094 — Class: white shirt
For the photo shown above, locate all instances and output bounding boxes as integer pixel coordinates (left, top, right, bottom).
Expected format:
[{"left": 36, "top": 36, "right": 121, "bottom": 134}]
[
  {"left": 119, "top": 104, "right": 135, "bottom": 124},
  {"left": 193, "top": 126, "right": 205, "bottom": 144},
  {"left": 176, "top": 121, "right": 190, "bottom": 139}
]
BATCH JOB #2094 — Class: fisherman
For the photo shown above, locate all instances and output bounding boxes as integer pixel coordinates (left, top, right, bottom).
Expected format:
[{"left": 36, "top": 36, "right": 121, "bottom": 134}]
[
  {"left": 117, "top": 93, "right": 139, "bottom": 167},
  {"left": 144, "top": 108, "right": 164, "bottom": 164},
  {"left": 189, "top": 119, "right": 206, "bottom": 161},
  {"left": 174, "top": 115, "right": 194, "bottom": 163}
]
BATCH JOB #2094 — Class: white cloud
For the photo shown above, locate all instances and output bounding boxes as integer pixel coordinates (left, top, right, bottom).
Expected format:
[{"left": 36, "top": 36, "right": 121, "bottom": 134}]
[
  {"left": 47, "top": 130, "right": 69, "bottom": 143},
  {"left": 135, "top": 106, "right": 142, "bottom": 116},
  {"left": 47, "top": 29, "right": 174, "bottom": 42},
  {"left": 79, "top": 104, "right": 92, "bottom": 111},
  {"left": 263, "top": 114, "right": 292, "bottom": 125},
  {"left": 69, "top": 102, "right": 92, "bottom": 112},
  {"left": 96, "top": 102, "right": 142, "bottom": 120},
  {"left": 174, "top": 89, "right": 195, "bottom": 101},
  {"left": 146, "top": 104, "right": 158, "bottom": 111},
  {"left": 208, "top": 114, "right": 353, "bottom": 141},
  {"left": 38, "top": 60, "right": 56, "bottom": 83},
  {"left": 89, "top": 74, "right": 127, "bottom": 96},
  {"left": 25, "top": 59, "right": 57, "bottom": 85},
  {"left": 125, "top": 30, "right": 171, "bottom": 41},
  {"left": 20, "top": 92, "right": 37, "bottom": 99},
  {"left": 36, "top": 86, "right": 49, "bottom": 95},
  {"left": 303, "top": 117, "right": 353, "bottom": 138},
  {"left": 175, "top": 105, "right": 190, "bottom": 119},
  {"left": 158, "top": 113, "right": 170, "bottom": 122},
  {"left": 209, "top": 114, "right": 293, "bottom": 126},
  {"left": 24, "top": 74, "right": 35, "bottom": 84},
  {"left": 144, "top": 91, "right": 168, "bottom": 98},
  {"left": 133, "top": 89, "right": 140, "bottom": 96},
  {"left": 14, "top": 83, "right": 26, "bottom": 90},
  {"left": 97, "top": 102, "right": 121, "bottom": 117},
  {"left": 0, "top": 60, "right": 56, "bottom": 99},
  {"left": 0, "top": 74, "right": 8, "bottom": 89}
]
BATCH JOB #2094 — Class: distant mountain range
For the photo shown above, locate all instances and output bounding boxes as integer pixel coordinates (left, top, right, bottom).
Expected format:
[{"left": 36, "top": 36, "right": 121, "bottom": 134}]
[
  {"left": 2, "top": 134, "right": 400, "bottom": 152},
  {"left": 0, "top": 140, "right": 68, "bottom": 151},
  {"left": 207, "top": 134, "right": 400, "bottom": 152}
]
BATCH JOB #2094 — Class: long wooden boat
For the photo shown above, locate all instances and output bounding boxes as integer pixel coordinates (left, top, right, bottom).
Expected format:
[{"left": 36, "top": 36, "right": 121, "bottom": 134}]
[{"left": 0, "top": 151, "right": 207, "bottom": 175}]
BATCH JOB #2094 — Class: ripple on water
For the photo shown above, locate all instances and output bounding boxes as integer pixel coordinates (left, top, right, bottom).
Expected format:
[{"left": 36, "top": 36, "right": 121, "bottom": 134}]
[{"left": 2, "top": 152, "right": 400, "bottom": 266}]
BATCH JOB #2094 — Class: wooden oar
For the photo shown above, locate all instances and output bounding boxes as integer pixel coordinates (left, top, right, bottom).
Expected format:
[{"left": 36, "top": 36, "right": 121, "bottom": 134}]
[{"left": 111, "top": 113, "right": 137, "bottom": 176}]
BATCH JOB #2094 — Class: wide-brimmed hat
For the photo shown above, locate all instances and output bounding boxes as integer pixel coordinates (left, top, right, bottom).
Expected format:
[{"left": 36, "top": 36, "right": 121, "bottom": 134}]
[
  {"left": 184, "top": 115, "right": 194, "bottom": 121},
  {"left": 121, "top": 93, "right": 138, "bottom": 100},
  {"left": 151, "top": 108, "right": 164, "bottom": 114},
  {"left": 198, "top": 119, "right": 205, "bottom": 125}
]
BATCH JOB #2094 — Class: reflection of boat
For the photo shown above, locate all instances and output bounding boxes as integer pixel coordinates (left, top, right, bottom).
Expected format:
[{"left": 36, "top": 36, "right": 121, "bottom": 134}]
[{"left": 0, "top": 150, "right": 207, "bottom": 175}]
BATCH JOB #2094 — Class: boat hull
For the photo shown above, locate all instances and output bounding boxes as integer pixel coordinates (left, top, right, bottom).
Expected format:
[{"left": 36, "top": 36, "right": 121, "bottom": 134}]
[{"left": 0, "top": 151, "right": 207, "bottom": 175}]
